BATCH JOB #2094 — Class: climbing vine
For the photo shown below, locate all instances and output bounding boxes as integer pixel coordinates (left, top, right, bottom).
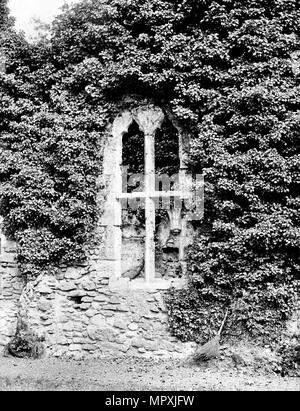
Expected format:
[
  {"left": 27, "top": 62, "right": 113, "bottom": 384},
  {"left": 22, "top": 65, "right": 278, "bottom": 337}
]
[
  {"left": 0, "top": 0, "right": 299, "bottom": 348},
  {"left": 0, "top": 22, "right": 110, "bottom": 280}
]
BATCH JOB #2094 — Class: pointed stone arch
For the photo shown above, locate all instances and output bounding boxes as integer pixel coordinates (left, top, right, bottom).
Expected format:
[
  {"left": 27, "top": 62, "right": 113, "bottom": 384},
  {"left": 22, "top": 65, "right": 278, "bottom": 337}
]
[{"left": 100, "top": 105, "right": 192, "bottom": 290}]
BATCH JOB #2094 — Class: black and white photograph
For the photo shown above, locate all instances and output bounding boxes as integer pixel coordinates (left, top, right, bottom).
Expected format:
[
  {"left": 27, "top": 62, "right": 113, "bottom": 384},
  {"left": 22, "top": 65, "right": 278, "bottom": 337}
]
[{"left": 0, "top": 0, "right": 299, "bottom": 394}]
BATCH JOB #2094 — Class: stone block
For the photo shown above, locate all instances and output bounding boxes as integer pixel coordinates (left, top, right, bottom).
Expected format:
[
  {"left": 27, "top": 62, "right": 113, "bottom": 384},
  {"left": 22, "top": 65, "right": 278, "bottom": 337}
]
[
  {"left": 68, "top": 290, "right": 86, "bottom": 298},
  {"left": 55, "top": 336, "right": 68, "bottom": 345},
  {"left": 85, "top": 309, "right": 98, "bottom": 318},
  {"left": 82, "top": 280, "right": 96, "bottom": 291},
  {"left": 65, "top": 268, "right": 80, "bottom": 280},
  {"left": 128, "top": 322, "right": 139, "bottom": 331},
  {"left": 86, "top": 291, "right": 97, "bottom": 297},
  {"left": 68, "top": 344, "right": 82, "bottom": 351},
  {"left": 83, "top": 344, "right": 96, "bottom": 351},
  {"left": 131, "top": 338, "right": 144, "bottom": 349},
  {"left": 94, "top": 294, "right": 109, "bottom": 303},
  {"left": 109, "top": 296, "right": 120, "bottom": 305},
  {"left": 63, "top": 322, "right": 74, "bottom": 332},
  {"left": 102, "top": 311, "right": 114, "bottom": 318},
  {"left": 72, "top": 338, "right": 85, "bottom": 344},
  {"left": 38, "top": 298, "right": 52, "bottom": 312},
  {"left": 117, "top": 304, "right": 130, "bottom": 312},
  {"left": 78, "top": 303, "right": 90, "bottom": 310},
  {"left": 59, "top": 281, "right": 77, "bottom": 292},
  {"left": 114, "top": 319, "right": 128, "bottom": 330},
  {"left": 91, "top": 314, "right": 107, "bottom": 328},
  {"left": 87, "top": 325, "right": 98, "bottom": 340},
  {"left": 82, "top": 296, "right": 94, "bottom": 303},
  {"left": 131, "top": 314, "right": 142, "bottom": 323},
  {"left": 104, "top": 304, "right": 117, "bottom": 311}
]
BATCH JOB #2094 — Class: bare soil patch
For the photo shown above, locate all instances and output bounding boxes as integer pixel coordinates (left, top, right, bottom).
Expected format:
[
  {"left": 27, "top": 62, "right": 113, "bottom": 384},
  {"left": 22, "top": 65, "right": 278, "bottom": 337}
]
[{"left": 0, "top": 356, "right": 299, "bottom": 391}]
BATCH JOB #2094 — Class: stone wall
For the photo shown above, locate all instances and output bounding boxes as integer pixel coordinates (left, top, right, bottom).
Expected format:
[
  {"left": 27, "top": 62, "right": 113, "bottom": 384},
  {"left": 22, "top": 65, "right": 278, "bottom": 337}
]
[
  {"left": 1, "top": 106, "right": 297, "bottom": 360},
  {"left": 0, "top": 222, "right": 23, "bottom": 348},
  {"left": 0, "top": 108, "right": 196, "bottom": 359},
  {"left": 0, "top": 224, "right": 195, "bottom": 359},
  {"left": 17, "top": 264, "right": 194, "bottom": 359}
]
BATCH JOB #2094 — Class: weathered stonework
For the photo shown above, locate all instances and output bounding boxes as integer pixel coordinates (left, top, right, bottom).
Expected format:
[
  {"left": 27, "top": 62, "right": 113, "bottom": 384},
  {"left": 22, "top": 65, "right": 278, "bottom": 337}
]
[
  {"left": 0, "top": 218, "right": 24, "bottom": 347},
  {"left": 0, "top": 106, "right": 196, "bottom": 359},
  {"left": 2, "top": 105, "right": 297, "bottom": 360},
  {"left": 14, "top": 266, "right": 195, "bottom": 359},
  {"left": 0, "top": 231, "right": 195, "bottom": 359}
]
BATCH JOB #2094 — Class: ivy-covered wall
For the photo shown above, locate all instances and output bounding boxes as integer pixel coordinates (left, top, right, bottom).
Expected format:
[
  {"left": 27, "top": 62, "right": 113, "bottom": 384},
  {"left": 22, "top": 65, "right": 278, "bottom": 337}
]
[
  {"left": 0, "top": 0, "right": 299, "bottom": 362},
  {"left": 0, "top": 123, "right": 195, "bottom": 359}
]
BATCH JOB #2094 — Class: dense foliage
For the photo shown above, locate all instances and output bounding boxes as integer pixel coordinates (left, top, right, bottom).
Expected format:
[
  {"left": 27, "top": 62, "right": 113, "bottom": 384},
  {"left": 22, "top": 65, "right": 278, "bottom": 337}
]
[
  {"left": 0, "top": 7, "right": 108, "bottom": 279},
  {"left": 0, "top": 0, "right": 299, "bottom": 345},
  {"left": 0, "top": 0, "right": 11, "bottom": 30}
]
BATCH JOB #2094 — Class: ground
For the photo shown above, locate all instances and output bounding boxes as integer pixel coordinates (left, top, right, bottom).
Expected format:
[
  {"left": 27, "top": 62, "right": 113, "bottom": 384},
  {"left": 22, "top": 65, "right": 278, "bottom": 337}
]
[{"left": 0, "top": 356, "right": 299, "bottom": 391}]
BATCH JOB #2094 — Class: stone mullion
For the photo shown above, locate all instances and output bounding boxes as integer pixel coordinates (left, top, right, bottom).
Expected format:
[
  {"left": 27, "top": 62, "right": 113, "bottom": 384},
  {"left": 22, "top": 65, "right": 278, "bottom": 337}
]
[
  {"left": 144, "top": 132, "right": 156, "bottom": 283},
  {"left": 178, "top": 130, "right": 188, "bottom": 263},
  {"left": 135, "top": 107, "right": 164, "bottom": 284}
]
